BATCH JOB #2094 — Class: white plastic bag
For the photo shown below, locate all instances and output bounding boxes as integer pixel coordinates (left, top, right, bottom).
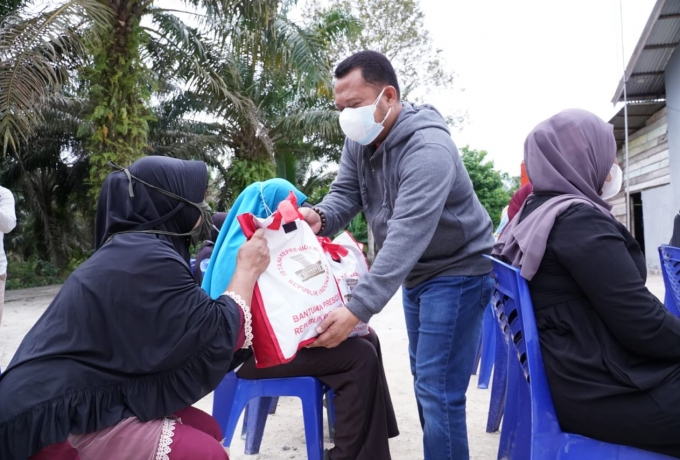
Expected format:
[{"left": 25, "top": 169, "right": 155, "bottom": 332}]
[
  {"left": 319, "top": 231, "right": 370, "bottom": 337},
  {"left": 237, "top": 193, "right": 344, "bottom": 368}
]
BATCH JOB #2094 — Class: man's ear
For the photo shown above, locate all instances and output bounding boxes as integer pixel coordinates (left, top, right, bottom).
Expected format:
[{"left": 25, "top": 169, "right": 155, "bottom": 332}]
[{"left": 384, "top": 85, "right": 399, "bottom": 103}]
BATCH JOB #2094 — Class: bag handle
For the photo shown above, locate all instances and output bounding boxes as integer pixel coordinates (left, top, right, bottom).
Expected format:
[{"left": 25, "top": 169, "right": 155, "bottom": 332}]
[
  {"left": 318, "top": 237, "right": 349, "bottom": 262},
  {"left": 237, "top": 191, "right": 304, "bottom": 237},
  {"left": 238, "top": 213, "right": 258, "bottom": 239},
  {"left": 277, "top": 192, "right": 303, "bottom": 223},
  {"left": 278, "top": 200, "right": 300, "bottom": 223},
  {"left": 268, "top": 192, "right": 303, "bottom": 230}
]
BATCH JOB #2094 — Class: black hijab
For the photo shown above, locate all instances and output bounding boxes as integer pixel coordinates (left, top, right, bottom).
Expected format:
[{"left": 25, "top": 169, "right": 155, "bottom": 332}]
[
  {"left": 194, "top": 212, "right": 228, "bottom": 286},
  {"left": 671, "top": 212, "right": 680, "bottom": 248},
  {"left": 0, "top": 157, "right": 242, "bottom": 460},
  {"left": 211, "top": 211, "right": 228, "bottom": 242},
  {"left": 95, "top": 156, "right": 207, "bottom": 261}
]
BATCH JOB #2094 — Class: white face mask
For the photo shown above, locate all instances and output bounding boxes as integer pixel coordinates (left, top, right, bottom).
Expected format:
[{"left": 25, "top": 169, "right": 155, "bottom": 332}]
[
  {"left": 601, "top": 163, "right": 623, "bottom": 200},
  {"left": 338, "top": 88, "right": 392, "bottom": 145}
]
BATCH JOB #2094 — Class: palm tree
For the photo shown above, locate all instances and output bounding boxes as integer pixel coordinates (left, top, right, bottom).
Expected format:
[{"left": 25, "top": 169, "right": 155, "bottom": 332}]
[
  {"left": 0, "top": 1, "right": 357, "bottom": 265},
  {"left": 145, "top": 6, "right": 358, "bottom": 205},
  {"left": 201, "top": 7, "right": 357, "bottom": 202},
  {"left": 0, "top": 0, "right": 268, "bottom": 192},
  {"left": 1, "top": 95, "right": 93, "bottom": 267},
  {"left": 2, "top": 0, "right": 356, "bottom": 199}
]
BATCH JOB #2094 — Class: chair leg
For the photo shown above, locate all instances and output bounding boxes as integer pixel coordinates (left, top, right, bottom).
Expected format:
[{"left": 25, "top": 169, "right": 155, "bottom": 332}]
[
  {"left": 478, "top": 304, "right": 496, "bottom": 389},
  {"left": 244, "top": 397, "right": 273, "bottom": 454},
  {"left": 222, "top": 387, "right": 250, "bottom": 449},
  {"left": 497, "top": 356, "right": 532, "bottom": 460},
  {"left": 300, "top": 383, "right": 325, "bottom": 460},
  {"left": 241, "top": 397, "right": 277, "bottom": 440},
  {"left": 269, "top": 396, "right": 280, "bottom": 414},
  {"left": 240, "top": 403, "right": 248, "bottom": 440},
  {"left": 486, "top": 321, "right": 508, "bottom": 432},
  {"left": 212, "top": 372, "right": 239, "bottom": 443},
  {"left": 325, "top": 390, "right": 336, "bottom": 443},
  {"left": 472, "top": 337, "right": 482, "bottom": 375}
]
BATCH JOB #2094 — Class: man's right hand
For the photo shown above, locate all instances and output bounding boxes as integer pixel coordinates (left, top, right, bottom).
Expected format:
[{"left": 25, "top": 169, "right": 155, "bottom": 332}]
[{"left": 299, "top": 207, "right": 322, "bottom": 234}]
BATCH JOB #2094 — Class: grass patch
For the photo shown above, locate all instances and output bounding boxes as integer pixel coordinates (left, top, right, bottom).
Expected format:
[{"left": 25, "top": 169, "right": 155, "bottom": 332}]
[{"left": 6, "top": 258, "right": 71, "bottom": 290}]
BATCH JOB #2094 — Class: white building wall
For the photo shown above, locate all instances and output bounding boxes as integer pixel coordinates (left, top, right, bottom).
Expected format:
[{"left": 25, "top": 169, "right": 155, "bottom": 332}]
[
  {"left": 666, "top": 45, "right": 680, "bottom": 212},
  {"left": 642, "top": 184, "right": 674, "bottom": 272}
]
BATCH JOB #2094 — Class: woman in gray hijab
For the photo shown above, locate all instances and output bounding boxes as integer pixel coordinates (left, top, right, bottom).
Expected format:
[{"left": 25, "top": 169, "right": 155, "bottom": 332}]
[{"left": 494, "top": 109, "right": 680, "bottom": 458}]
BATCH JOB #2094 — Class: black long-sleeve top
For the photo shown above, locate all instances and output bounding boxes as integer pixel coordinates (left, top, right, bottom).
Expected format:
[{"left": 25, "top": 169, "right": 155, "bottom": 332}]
[{"left": 522, "top": 194, "right": 680, "bottom": 458}]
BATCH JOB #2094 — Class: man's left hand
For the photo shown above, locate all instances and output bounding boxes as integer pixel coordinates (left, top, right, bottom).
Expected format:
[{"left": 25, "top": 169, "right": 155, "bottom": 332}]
[{"left": 308, "top": 307, "right": 360, "bottom": 348}]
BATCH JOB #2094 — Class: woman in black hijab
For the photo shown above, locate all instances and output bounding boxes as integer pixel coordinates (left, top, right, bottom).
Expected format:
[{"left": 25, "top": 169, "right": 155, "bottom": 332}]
[
  {"left": 0, "top": 156, "right": 269, "bottom": 460},
  {"left": 194, "top": 211, "right": 228, "bottom": 286},
  {"left": 670, "top": 212, "right": 680, "bottom": 248}
]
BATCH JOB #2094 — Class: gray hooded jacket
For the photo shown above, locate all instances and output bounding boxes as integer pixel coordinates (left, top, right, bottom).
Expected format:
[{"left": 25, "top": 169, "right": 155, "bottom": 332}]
[{"left": 317, "top": 102, "right": 494, "bottom": 323}]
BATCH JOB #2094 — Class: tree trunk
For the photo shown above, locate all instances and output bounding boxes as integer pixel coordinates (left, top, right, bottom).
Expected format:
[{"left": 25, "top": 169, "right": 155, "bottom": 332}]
[{"left": 86, "top": 0, "right": 150, "bottom": 197}]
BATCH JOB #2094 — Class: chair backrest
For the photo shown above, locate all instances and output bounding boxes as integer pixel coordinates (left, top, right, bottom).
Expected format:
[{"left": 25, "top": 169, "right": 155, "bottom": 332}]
[
  {"left": 658, "top": 245, "right": 680, "bottom": 317},
  {"left": 487, "top": 256, "right": 562, "bottom": 437}
]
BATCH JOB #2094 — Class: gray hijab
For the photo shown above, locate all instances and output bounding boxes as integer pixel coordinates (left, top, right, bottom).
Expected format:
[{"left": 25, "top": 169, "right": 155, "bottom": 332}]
[{"left": 493, "top": 109, "right": 617, "bottom": 280}]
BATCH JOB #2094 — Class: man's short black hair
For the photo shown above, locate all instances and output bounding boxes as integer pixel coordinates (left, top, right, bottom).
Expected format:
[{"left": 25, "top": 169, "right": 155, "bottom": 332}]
[{"left": 335, "top": 50, "right": 400, "bottom": 99}]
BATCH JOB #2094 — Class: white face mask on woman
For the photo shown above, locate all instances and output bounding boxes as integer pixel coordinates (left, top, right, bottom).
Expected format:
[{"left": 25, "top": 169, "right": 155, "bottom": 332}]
[
  {"left": 601, "top": 163, "right": 623, "bottom": 200},
  {"left": 338, "top": 88, "right": 392, "bottom": 145}
]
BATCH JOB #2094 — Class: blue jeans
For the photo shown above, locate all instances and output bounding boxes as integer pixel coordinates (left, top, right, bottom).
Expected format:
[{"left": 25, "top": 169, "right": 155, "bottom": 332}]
[{"left": 403, "top": 274, "right": 494, "bottom": 460}]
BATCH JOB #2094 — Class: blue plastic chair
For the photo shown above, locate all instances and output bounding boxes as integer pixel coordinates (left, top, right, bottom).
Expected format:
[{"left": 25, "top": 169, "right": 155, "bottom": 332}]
[
  {"left": 471, "top": 301, "right": 507, "bottom": 433},
  {"left": 239, "top": 391, "right": 336, "bottom": 447},
  {"left": 658, "top": 245, "right": 680, "bottom": 317},
  {"left": 488, "top": 256, "right": 674, "bottom": 459},
  {"left": 476, "top": 303, "right": 496, "bottom": 389},
  {"left": 485, "top": 312, "right": 508, "bottom": 433},
  {"left": 240, "top": 396, "right": 280, "bottom": 438},
  {"left": 213, "top": 371, "right": 326, "bottom": 459}
]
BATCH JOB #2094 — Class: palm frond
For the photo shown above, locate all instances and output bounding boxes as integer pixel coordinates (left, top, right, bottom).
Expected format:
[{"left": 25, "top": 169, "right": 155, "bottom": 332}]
[
  {"left": 269, "top": 17, "right": 333, "bottom": 94},
  {"left": 276, "top": 107, "right": 341, "bottom": 138},
  {"left": 146, "top": 12, "right": 264, "bottom": 139},
  {"left": 0, "top": 0, "right": 112, "bottom": 155}
]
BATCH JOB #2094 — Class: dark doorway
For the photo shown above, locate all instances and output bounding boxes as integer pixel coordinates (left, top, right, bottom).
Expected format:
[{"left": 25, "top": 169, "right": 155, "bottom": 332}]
[{"left": 630, "top": 192, "right": 645, "bottom": 255}]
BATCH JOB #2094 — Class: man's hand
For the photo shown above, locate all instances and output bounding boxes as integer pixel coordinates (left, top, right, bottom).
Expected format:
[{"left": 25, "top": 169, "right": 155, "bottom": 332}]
[
  {"left": 299, "top": 207, "right": 322, "bottom": 234},
  {"left": 308, "top": 306, "right": 360, "bottom": 348}
]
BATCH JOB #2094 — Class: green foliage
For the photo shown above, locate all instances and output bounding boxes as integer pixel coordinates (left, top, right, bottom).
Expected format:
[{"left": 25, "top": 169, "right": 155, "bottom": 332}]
[
  {"left": 305, "top": 181, "right": 332, "bottom": 206},
  {"left": 502, "top": 173, "right": 521, "bottom": 194},
  {"left": 0, "top": 0, "right": 25, "bottom": 17},
  {"left": 0, "top": 0, "right": 360, "bottom": 268},
  {"left": 86, "top": 18, "right": 152, "bottom": 196},
  {"left": 1, "top": 99, "right": 94, "bottom": 270},
  {"left": 461, "top": 146, "right": 513, "bottom": 227},
  {"left": 6, "top": 258, "right": 71, "bottom": 290},
  {"left": 275, "top": 150, "right": 336, "bottom": 204},
  {"left": 0, "top": 0, "right": 113, "bottom": 155},
  {"left": 309, "top": 0, "right": 465, "bottom": 126},
  {"left": 225, "top": 158, "right": 276, "bottom": 205},
  {"left": 346, "top": 213, "right": 368, "bottom": 246}
]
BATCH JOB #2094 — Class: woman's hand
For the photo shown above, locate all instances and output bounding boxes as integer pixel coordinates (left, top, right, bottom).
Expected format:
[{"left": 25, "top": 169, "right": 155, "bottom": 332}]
[
  {"left": 237, "top": 228, "right": 270, "bottom": 278},
  {"left": 226, "top": 229, "right": 270, "bottom": 307}
]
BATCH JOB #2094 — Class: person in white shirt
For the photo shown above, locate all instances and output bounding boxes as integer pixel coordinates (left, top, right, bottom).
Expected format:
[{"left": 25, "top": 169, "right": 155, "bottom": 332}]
[{"left": 0, "top": 186, "right": 16, "bottom": 325}]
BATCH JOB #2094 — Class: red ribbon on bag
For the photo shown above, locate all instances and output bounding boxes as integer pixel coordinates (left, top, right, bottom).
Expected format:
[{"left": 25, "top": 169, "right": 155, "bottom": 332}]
[
  {"left": 268, "top": 193, "right": 303, "bottom": 230},
  {"left": 317, "top": 237, "right": 349, "bottom": 262},
  {"left": 237, "top": 191, "right": 303, "bottom": 237}
]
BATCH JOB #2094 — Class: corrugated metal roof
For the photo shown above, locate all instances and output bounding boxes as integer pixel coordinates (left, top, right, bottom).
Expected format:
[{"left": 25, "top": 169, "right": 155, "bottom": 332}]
[
  {"left": 611, "top": 0, "right": 680, "bottom": 103},
  {"left": 608, "top": 101, "right": 666, "bottom": 148},
  {"left": 665, "top": 0, "right": 680, "bottom": 14}
]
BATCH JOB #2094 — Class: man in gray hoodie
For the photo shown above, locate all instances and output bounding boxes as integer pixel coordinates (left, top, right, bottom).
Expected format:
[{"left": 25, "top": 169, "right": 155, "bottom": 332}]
[{"left": 301, "top": 50, "right": 495, "bottom": 460}]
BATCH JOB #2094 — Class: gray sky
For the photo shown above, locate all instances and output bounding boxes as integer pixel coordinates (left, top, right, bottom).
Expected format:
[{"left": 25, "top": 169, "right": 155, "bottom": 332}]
[{"left": 417, "top": 0, "right": 657, "bottom": 175}]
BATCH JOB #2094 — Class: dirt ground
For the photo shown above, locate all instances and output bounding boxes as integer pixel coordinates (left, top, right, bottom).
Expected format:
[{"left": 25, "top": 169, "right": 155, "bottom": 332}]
[{"left": 0, "top": 277, "right": 666, "bottom": 460}]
